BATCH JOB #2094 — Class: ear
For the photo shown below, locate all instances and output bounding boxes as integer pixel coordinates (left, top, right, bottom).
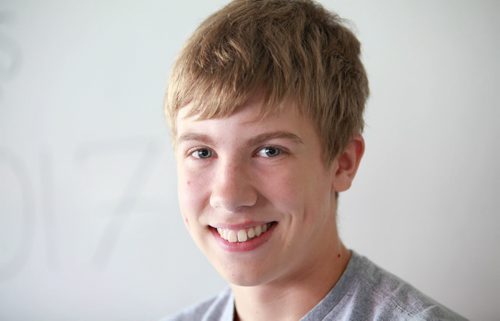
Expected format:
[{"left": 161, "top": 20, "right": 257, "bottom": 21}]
[{"left": 331, "top": 134, "right": 365, "bottom": 192}]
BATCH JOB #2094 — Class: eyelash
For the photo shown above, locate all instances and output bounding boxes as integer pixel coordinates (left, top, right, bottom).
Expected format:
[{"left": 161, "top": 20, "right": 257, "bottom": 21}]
[
  {"left": 255, "top": 145, "right": 285, "bottom": 158},
  {"left": 188, "top": 147, "right": 213, "bottom": 159},
  {"left": 186, "top": 145, "right": 287, "bottom": 160}
]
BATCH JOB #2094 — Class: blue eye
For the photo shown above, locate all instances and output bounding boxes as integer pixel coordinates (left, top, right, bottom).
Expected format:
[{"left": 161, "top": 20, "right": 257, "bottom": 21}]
[
  {"left": 191, "top": 148, "right": 212, "bottom": 159},
  {"left": 257, "top": 146, "right": 282, "bottom": 158}
]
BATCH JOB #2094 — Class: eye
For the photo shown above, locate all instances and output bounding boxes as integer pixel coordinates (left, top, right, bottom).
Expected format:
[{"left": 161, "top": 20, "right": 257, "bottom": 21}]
[
  {"left": 256, "top": 146, "right": 282, "bottom": 158},
  {"left": 191, "top": 148, "right": 213, "bottom": 159}
]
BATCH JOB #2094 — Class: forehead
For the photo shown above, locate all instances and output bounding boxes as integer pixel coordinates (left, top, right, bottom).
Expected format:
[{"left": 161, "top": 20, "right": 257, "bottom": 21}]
[{"left": 175, "top": 98, "right": 306, "bottom": 138}]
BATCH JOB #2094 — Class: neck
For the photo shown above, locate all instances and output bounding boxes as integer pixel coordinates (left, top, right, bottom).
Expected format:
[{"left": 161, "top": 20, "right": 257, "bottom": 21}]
[{"left": 231, "top": 243, "right": 351, "bottom": 321}]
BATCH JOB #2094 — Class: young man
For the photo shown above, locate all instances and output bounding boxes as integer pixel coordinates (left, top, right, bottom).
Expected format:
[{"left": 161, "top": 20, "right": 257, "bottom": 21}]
[{"left": 163, "top": 1, "right": 467, "bottom": 320}]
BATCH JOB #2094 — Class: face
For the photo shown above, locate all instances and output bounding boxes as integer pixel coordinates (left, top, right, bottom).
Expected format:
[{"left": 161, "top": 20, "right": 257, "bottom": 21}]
[{"left": 174, "top": 97, "right": 347, "bottom": 287}]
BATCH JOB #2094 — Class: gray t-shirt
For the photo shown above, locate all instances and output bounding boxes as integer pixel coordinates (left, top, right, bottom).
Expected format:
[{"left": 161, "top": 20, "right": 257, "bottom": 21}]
[{"left": 163, "top": 251, "right": 468, "bottom": 321}]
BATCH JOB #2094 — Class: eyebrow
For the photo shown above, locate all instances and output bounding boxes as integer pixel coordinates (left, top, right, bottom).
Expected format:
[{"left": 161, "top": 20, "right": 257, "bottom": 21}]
[
  {"left": 176, "top": 131, "right": 304, "bottom": 147},
  {"left": 177, "top": 133, "right": 214, "bottom": 145},
  {"left": 246, "top": 131, "right": 304, "bottom": 147}
]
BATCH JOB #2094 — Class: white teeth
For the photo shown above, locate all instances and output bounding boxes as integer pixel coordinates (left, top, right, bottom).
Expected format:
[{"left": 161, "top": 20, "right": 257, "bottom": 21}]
[
  {"left": 227, "top": 230, "right": 237, "bottom": 243},
  {"left": 237, "top": 230, "right": 248, "bottom": 242},
  {"left": 255, "top": 225, "right": 262, "bottom": 236},
  {"left": 216, "top": 223, "right": 272, "bottom": 243}
]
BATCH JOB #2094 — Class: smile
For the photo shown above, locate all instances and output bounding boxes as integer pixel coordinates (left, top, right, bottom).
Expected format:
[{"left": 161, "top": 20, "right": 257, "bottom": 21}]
[{"left": 216, "top": 223, "right": 274, "bottom": 243}]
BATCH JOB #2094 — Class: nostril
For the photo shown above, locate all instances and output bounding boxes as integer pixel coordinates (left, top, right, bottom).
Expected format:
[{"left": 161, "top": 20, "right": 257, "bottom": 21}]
[{"left": 209, "top": 187, "right": 258, "bottom": 211}]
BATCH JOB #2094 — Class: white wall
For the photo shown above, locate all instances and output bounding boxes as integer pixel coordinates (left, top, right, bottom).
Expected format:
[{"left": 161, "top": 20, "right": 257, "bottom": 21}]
[{"left": 0, "top": 1, "right": 498, "bottom": 320}]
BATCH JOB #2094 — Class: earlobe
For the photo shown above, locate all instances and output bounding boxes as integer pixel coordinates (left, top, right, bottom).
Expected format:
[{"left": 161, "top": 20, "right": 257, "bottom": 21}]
[{"left": 332, "top": 135, "right": 365, "bottom": 192}]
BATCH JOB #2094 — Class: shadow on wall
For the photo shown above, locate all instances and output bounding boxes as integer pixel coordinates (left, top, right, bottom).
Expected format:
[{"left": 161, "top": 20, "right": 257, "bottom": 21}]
[
  {"left": 0, "top": 11, "right": 22, "bottom": 98},
  {"left": 0, "top": 10, "right": 27, "bottom": 282}
]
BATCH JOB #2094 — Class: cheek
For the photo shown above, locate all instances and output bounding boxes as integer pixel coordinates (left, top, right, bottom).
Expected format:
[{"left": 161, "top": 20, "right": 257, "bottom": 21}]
[
  {"left": 180, "top": 175, "right": 205, "bottom": 195},
  {"left": 262, "top": 167, "right": 331, "bottom": 220},
  {"left": 177, "top": 170, "right": 210, "bottom": 215},
  {"left": 260, "top": 170, "right": 303, "bottom": 210}
]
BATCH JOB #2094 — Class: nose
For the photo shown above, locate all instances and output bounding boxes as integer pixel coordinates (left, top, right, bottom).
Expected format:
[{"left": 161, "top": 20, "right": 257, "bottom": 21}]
[{"left": 209, "top": 160, "right": 258, "bottom": 212}]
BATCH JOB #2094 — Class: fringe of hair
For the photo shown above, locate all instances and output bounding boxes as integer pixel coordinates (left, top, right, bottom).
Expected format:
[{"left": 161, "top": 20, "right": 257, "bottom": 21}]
[{"left": 165, "top": 0, "right": 369, "bottom": 163}]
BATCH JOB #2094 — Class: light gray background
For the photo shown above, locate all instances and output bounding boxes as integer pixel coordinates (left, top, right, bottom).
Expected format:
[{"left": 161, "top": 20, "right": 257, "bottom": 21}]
[{"left": 0, "top": 0, "right": 499, "bottom": 320}]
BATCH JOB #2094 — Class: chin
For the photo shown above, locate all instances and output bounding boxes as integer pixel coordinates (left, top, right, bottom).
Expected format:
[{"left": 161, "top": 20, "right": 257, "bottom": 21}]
[
  {"left": 215, "top": 262, "right": 276, "bottom": 287},
  {"left": 225, "top": 275, "right": 268, "bottom": 287}
]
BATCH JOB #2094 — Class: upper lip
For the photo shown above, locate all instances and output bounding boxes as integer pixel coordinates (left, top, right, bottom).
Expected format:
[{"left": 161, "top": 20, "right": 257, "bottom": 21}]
[{"left": 209, "top": 221, "right": 275, "bottom": 230}]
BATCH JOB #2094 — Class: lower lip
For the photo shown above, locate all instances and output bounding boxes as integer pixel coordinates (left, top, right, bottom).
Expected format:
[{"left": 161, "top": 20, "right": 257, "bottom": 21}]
[{"left": 210, "top": 223, "right": 277, "bottom": 252}]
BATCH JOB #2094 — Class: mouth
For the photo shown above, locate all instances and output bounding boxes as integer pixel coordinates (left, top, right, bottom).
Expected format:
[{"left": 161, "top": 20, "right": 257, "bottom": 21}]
[
  {"left": 214, "top": 222, "right": 275, "bottom": 243},
  {"left": 208, "top": 221, "right": 278, "bottom": 251}
]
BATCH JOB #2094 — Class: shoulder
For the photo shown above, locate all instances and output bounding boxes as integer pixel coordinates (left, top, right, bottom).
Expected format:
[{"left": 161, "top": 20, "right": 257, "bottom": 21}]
[
  {"left": 160, "top": 288, "right": 233, "bottom": 321},
  {"left": 345, "top": 252, "right": 468, "bottom": 321}
]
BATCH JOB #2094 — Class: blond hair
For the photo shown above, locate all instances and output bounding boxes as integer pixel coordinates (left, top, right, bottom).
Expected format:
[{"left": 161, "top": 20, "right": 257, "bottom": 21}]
[{"left": 165, "top": 0, "right": 369, "bottom": 163}]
